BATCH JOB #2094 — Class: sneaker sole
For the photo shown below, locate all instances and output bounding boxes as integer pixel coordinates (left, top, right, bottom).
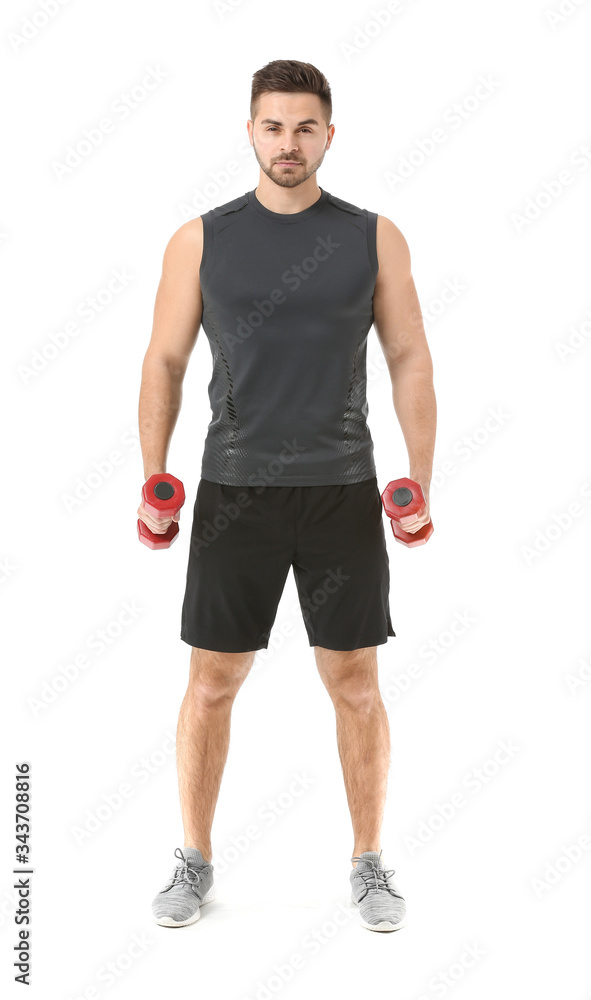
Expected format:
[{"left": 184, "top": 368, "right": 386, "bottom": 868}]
[
  {"left": 153, "top": 883, "right": 216, "bottom": 927},
  {"left": 350, "top": 892, "right": 406, "bottom": 932}
]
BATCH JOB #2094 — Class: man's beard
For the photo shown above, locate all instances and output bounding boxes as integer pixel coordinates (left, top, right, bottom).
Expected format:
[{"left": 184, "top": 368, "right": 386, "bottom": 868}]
[{"left": 252, "top": 144, "right": 327, "bottom": 188}]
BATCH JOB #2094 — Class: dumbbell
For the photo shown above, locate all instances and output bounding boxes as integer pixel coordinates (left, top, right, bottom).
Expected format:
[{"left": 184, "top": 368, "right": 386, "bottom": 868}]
[
  {"left": 137, "top": 473, "right": 185, "bottom": 550},
  {"left": 380, "top": 477, "right": 433, "bottom": 548}
]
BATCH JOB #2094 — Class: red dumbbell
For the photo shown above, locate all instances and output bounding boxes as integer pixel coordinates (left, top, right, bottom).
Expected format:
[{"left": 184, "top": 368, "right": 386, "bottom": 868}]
[
  {"left": 137, "top": 474, "right": 185, "bottom": 550},
  {"left": 380, "top": 477, "right": 433, "bottom": 548}
]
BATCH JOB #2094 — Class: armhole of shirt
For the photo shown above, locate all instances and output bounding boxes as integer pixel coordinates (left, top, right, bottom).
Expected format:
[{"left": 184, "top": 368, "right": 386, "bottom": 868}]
[
  {"left": 366, "top": 210, "right": 379, "bottom": 281},
  {"left": 199, "top": 210, "right": 214, "bottom": 282}
]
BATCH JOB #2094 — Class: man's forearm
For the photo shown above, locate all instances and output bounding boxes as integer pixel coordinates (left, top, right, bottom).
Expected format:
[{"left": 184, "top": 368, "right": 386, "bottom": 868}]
[
  {"left": 390, "top": 357, "right": 436, "bottom": 485},
  {"left": 138, "top": 354, "right": 184, "bottom": 480}
]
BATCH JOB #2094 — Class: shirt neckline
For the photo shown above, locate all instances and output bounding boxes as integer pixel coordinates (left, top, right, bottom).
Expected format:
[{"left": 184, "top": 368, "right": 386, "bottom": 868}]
[{"left": 246, "top": 186, "right": 329, "bottom": 224}]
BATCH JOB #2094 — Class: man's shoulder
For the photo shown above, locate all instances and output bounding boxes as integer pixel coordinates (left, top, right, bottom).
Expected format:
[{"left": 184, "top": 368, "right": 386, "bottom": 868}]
[
  {"left": 169, "top": 188, "right": 248, "bottom": 242},
  {"left": 162, "top": 216, "right": 204, "bottom": 272},
  {"left": 208, "top": 191, "right": 250, "bottom": 218},
  {"left": 375, "top": 214, "right": 409, "bottom": 255},
  {"left": 326, "top": 191, "right": 370, "bottom": 217},
  {"left": 168, "top": 215, "right": 203, "bottom": 250},
  {"left": 373, "top": 215, "right": 411, "bottom": 286}
]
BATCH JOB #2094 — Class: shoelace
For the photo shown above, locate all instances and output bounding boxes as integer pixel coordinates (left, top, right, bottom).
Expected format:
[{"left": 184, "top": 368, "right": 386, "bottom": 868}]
[
  {"left": 351, "top": 849, "right": 403, "bottom": 898},
  {"left": 162, "top": 847, "right": 204, "bottom": 893}
]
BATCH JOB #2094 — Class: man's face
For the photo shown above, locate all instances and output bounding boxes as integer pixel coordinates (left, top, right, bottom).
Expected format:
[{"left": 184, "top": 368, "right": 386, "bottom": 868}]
[{"left": 248, "top": 92, "right": 334, "bottom": 188}]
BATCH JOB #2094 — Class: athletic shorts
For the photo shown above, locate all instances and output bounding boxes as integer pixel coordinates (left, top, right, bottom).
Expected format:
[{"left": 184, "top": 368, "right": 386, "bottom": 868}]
[{"left": 180, "top": 476, "right": 396, "bottom": 653}]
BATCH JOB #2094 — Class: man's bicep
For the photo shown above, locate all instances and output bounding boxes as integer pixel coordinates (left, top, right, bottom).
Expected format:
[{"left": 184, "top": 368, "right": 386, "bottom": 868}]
[
  {"left": 145, "top": 217, "right": 204, "bottom": 375},
  {"left": 372, "top": 215, "right": 428, "bottom": 370}
]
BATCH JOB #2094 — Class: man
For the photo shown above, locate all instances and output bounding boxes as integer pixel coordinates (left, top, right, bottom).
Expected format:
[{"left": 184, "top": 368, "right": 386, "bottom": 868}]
[{"left": 138, "top": 59, "right": 436, "bottom": 933}]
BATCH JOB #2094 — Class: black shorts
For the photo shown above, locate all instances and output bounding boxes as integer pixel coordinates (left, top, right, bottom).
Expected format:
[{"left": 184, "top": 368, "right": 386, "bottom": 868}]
[{"left": 180, "top": 476, "right": 396, "bottom": 653}]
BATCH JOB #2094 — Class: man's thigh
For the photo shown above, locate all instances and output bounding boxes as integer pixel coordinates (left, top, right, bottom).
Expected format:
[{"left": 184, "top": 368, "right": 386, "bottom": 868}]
[
  {"left": 180, "top": 479, "right": 295, "bottom": 653},
  {"left": 291, "top": 477, "right": 396, "bottom": 651}
]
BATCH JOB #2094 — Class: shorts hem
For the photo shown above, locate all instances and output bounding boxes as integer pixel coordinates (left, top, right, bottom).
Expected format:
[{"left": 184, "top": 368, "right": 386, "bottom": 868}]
[
  {"left": 308, "top": 630, "right": 396, "bottom": 651},
  {"left": 180, "top": 628, "right": 269, "bottom": 653}
]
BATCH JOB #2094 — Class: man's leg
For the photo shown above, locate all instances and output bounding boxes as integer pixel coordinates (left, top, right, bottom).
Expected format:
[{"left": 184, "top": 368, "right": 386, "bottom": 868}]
[
  {"left": 313, "top": 645, "right": 390, "bottom": 868},
  {"left": 176, "top": 645, "right": 256, "bottom": 862}
]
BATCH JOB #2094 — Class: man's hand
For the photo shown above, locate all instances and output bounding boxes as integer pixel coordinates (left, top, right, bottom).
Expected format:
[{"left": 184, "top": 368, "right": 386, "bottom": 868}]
[
  {"left": 398, "top": 480, "right": 431, "bottom": 534},
  {"left": 137, "top": 499, "right": 181, "bottom": 536}
]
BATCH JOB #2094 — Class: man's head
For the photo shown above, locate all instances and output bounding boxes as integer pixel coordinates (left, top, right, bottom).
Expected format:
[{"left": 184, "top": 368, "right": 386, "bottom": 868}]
[{"left": 248, "top": 59, "right": 334, "bottom": 189}]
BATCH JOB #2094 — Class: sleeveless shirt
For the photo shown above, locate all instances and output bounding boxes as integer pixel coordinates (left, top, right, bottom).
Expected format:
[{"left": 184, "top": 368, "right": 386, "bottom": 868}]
[{"left": 198, "top": 186, "right": 379, "bottom": 486}]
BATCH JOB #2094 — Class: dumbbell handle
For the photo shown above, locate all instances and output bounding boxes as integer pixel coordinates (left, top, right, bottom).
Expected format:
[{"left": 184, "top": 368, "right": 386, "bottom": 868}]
[
  {"left": 137, "top": 473, "right": 185, "bottom": 550},
  {"left": 380, "top": 477, "right": 434, "bottom": 548}
]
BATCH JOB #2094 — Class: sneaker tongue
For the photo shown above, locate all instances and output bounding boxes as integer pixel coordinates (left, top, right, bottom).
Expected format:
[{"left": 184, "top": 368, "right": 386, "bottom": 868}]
[
  {"left": 356, "top": 850, "right": 383, "bottom": 869},
  {"left": 180, "top": 847, "right": 205, "bottom": 864}
]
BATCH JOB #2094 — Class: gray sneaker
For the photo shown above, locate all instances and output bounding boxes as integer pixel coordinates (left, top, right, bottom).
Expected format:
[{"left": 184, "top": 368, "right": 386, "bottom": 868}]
[
  {"left": 152, "top": 847, "right": 215, "bottom": 927},
  {"left": 350, "top": 850, "right": 406, "bottom": 932}
]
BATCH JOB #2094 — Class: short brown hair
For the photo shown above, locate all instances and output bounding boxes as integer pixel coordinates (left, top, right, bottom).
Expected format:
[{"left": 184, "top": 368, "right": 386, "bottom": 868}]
[{"left": 250, "top": 60, "right": 332, "bottom": 128}]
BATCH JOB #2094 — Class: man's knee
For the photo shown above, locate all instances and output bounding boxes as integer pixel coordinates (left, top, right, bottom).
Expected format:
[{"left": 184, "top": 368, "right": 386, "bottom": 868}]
[
  {"left": 314, "top": 647, "right": 380, "bottom": 707},
  {"left": 188, "top": 646, "right": 255, "bottom": 702},
  {"left": 330, "top": 678, "right": 381, "bottom": 709}
]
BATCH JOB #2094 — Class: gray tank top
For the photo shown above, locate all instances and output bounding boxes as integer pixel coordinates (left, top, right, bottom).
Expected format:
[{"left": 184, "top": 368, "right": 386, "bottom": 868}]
[{"left": 198, "top": 186, "right": 379, "bottom": 486}]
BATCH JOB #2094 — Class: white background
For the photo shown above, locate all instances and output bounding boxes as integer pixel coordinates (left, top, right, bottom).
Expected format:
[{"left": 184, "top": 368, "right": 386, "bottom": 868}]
[{"left": 3, "top": 0, "right": 591, "bottom": 996}]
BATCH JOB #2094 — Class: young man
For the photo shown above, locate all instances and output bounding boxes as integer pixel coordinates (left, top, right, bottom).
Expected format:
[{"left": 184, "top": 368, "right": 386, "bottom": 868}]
[{"left": 139, "top": 59, "right": 436, "bottom": 932}]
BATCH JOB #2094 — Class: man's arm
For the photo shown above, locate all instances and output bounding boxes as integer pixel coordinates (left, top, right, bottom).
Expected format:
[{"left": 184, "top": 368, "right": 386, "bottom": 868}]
[
  {"left": 138, "top": 218, "right": 203, "bottom": 482},
  {"left": 372, "top": 215, "right": 436, "bottom": 527}
]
